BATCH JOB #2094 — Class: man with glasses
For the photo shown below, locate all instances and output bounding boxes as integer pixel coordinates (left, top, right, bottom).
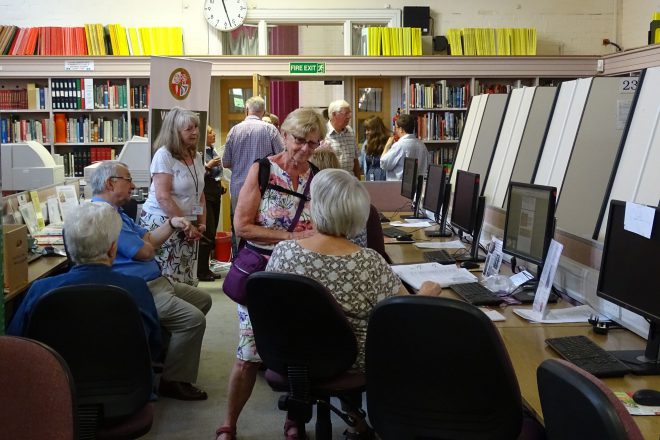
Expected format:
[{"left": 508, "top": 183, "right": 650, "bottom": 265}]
[
  {"left": 380, "top": 113, "right": 429, "bottom": 181},
  {"left": 325, "top": 99, "right": 362, "bottom": 179},
  {"left": 91, "top": 160, "right": 212, "bottom": 401}
]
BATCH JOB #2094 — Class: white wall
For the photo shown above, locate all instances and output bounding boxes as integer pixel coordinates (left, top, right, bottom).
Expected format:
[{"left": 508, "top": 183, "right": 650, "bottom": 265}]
[
  {"left": 620, "top": 0, "right": 660, "bottom": 50},
  {"left": 0, "top": 0, "right": 631, "bottom": 56}
]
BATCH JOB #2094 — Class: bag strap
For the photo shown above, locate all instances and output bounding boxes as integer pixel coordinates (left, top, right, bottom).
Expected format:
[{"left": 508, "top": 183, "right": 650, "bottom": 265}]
[{"left": 287, "top": 174, "right": 312, "bottom": 232}]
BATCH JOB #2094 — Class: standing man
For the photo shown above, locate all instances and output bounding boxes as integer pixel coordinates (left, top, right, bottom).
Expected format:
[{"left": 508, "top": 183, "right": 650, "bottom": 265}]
[
  {"left": 380, "top": 113, "right": 429, "bottom": 180},
  {"left": 326, "top": 99, "right": 362, "bottom": 179},
  {"left": 91, "top": 160, "right": 212, "bottom": 401},
  {"left": 222, "top": 96, "right": 284, "bottom": 212}
]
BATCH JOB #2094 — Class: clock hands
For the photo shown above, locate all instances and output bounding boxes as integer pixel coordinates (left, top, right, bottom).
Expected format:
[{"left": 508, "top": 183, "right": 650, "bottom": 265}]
[{"left": 220, "top": 0, "right": 232, "bottom": 27}]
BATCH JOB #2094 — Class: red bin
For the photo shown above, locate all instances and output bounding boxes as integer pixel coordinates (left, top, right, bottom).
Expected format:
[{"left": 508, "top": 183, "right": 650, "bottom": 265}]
[{"left": 214, "top": 232, "right": 232, "bottom": 262}]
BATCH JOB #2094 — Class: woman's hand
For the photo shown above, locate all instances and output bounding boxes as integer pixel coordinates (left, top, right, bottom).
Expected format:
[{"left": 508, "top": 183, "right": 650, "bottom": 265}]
[
  {"left": 185, "top": 224, "right": 204, "bottom": 241},
  {"left": 206, "top": 157, "right": 221, "bottom": 169},
  {"left": 418, "top": 281, "right": 443, "bottom": 296}
]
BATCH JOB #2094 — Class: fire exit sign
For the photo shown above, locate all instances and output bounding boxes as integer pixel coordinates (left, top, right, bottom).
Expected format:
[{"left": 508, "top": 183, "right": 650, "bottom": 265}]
[{"left": 289, "top": 62, "right": 326, "bottom": 74}]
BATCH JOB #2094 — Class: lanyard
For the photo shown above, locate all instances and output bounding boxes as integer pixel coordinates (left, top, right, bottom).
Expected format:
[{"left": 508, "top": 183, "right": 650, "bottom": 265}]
[{"left": 184, "top": 154, "right": 200, "bottom": 197}]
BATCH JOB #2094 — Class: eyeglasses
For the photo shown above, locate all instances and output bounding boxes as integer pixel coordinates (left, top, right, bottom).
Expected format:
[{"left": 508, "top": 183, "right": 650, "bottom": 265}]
[
  {"left": 291, "top": 134, "right": 321, "bottom": 149},
  {"left": 111, "top": 176, "right": 133, "bottom": 183}
]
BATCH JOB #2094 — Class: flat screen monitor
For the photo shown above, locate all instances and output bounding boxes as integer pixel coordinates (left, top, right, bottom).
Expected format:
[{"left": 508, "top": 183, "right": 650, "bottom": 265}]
[
  {"left": 503, "top": 182, "right": 557, "bottom": 267},
  {"left": 400, "top": 157, "right": 418, "bottom": 200},
  {"left": 422, "top": 164, "right": 446, "bottom": 222},
  {"left": 450, "top": 170, "right": 480, "bottom": 234},
  {"left": 597, "top": 200, "right": 660, "bottom": 374}
]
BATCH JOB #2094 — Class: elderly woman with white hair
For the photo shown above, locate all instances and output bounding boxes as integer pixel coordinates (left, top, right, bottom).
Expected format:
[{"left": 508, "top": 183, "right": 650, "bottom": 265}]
[{"left": 265, "top": 168, "right": 441, "bottom": 439}]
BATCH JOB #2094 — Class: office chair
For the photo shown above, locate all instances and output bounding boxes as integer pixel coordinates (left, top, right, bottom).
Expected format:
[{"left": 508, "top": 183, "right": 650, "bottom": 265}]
[
  {"left": 366, "top": 204, "right": 392, "bottom": 264},
  {"left": 537, "top": 358, "right": 643, "bottom": 440},
  {"left": 366, "top": 296, "right": 531, "bottom": 440},
  {"left": 246, "top": 272, "right": 366, "bottom": 440},
  {"left": 122, "top": 198, "right": 139, "bottom": 222},
  {"left": 0, "top": 336, "right": 77, "bottom": 440},
  {"left": 25, "top": 284, "right": 154, "bottom": 440}
]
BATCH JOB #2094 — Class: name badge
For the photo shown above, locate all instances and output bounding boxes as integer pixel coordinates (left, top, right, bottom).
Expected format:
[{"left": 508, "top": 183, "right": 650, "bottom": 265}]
[{"left": 192, "top": 203, "right": 204, "bottom": 215}]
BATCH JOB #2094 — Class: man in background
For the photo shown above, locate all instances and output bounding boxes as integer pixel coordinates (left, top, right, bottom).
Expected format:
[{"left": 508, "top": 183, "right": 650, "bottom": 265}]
[
  {"left": 325, "top": 99, "right": 362, "bottom": 179},
  {"left": 380, "top": 113, "right": 429, "bottom": 181}
]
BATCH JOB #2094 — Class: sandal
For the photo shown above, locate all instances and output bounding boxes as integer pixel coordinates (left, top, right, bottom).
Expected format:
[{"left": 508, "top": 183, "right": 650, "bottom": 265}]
[
  {"left": 215, "top": 425, "right": 236, "bottom": 440},
  {"left": 343, "top": 427, "right": 376, "bottom": 439},
  {"left": 283, "top": 418, "right": 307, "bottom": 440}
]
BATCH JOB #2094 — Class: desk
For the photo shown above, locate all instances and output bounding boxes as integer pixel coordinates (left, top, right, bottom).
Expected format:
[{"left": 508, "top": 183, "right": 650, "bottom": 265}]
[{"left": 383, "top": 215, "right": 660, "bottom": 438}]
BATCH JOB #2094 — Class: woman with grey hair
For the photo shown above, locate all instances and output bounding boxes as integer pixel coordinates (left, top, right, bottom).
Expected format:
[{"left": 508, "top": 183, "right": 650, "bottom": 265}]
[
  {"left": 265, "top": 169, "right": 441, "bottom": 439},
  {"left": 139, "top": 106, "right": 205, "bottom": 285}
]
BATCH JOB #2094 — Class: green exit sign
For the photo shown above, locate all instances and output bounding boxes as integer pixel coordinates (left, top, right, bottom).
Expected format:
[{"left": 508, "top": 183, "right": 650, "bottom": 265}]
[{"left": 289, "top": 62, "right": 326, "bottom": 74}]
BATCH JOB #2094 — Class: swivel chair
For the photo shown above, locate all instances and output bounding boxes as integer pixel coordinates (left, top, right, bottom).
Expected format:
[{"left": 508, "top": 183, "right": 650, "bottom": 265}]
[
  {"left": 246, "top": 272, "right": 366, "bottom": 440},
  {"left": 25, "top": 284, "right": 154, "bottom": 440},
  {"left": 0, "top": 336, "right": 77, "bottom": 440},
  {"left": 537, "top": 358, "right": 643, "bottom": 440},
  {"left": 366, "top": 296, "right": 531, "bottom": 440}
]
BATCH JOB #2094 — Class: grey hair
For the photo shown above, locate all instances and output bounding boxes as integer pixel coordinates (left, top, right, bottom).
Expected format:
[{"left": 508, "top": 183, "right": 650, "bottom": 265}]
[
  {"left": 280, "top": 107, "right": 327, "bottom": 140},
  {"left": 90, "top": 160, "right": 129, "bottom": 195},
  {"left": 310, "top": 168, "right": 370, "bottom": 237},
  {"left": 246, "top": 96, "right": 265, "bottom": 114},
  {"left": 64, "top": 202, "right": 122, "bottom": 264},
  {"left": 152, "top": 106, "right": 200, "bottom": 159},
  {"left": 328, "top": 99, "right": 350, "bottom": 117}
]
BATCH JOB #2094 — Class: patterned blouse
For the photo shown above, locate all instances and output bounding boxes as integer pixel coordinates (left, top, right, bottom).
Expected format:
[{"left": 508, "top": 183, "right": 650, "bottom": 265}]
[{"left": 265, "top": 240, "right": 401, "bottom": 371}]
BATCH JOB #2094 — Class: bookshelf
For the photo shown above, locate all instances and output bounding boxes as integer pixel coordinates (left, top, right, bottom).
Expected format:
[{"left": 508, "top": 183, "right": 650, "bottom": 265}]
[{"left": 0, "top": 76, "right": 149, "bottom": 177}]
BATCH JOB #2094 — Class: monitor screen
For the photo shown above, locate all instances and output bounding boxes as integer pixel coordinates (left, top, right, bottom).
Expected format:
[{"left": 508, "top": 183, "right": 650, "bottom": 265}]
[
  {"left": 422, "top": 164, "right": 446, "bottom": 220},
  {"left": 400, "top": 157, "right": 418, "bottom": 200},
  {"left": 503, "top": 182, "right": 557, "bottom": 266},
  {"left": 450, "top": 170, "right": 480, "bottom": 234},
  {"left": 597, "top": 200, "right": 660, "bottom": 322}
]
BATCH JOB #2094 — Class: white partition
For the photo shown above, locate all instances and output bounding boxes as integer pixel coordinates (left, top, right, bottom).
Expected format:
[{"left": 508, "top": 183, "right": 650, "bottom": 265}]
[
  {"left": 468, "top": 94, "right": 509, "bottom": 191},
  {"left": 451, "top": 94, "right": 487, "bottom": 187},
  {"left": 534, "top": 78, "right": 592, "bottom": 190},
  {"left": 597, "top": 67, "right": 660, "bottom": 240},
  {"left": 483, "top": 87, "right": 536, "bottom": 207}
]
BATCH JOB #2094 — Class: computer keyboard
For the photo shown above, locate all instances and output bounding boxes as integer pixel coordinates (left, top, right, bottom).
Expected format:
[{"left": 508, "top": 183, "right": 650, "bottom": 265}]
[
  {"left": 382, "top": 227, "right": 406, "bottom": 238},
  {"left": 423, "top": 249, "right": 457, "bottom": 265},
  {"left": 545, "top": 335, "right": 631, "bottom": 378},
  {"left": 450, "top": 282, "right": 504, "bottom": 306}
]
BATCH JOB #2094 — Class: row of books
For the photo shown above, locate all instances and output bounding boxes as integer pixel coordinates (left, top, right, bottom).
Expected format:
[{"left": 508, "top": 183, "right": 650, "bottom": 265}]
[
  {"left": 56, "top": 115, "right": 130, "bottom": 144},
  {"left": 0, "top": 117, "right": 50, "bottom": 144},
  {"left": 62, "top": 147, "right": 116, "bottom": 177},
  {"left": 415, "top": 112, "right": 465, "bottom": 142},
  {"left": 474, "top": 81, "right": 515, "bottom": 95},
  {"left": 0, "top": 24, "right": 183, "bottom": 56},
  {"left": 429, "top": 147, "right": 456, "bottom": 171},
  {"left": 446, "top": 28, "right": 537, "bottom": 56},
  {"left": 365, "top": 27, "right": 423, "bottom": 56},
  {"left": 0, "top": 89, "right": 28, "bottom": 110},
  {"left": 409, "top": 81, "right": 470, "bottom": 109},
  {"left": 52, "top": 79, "right": 132, "bottom": 110}
]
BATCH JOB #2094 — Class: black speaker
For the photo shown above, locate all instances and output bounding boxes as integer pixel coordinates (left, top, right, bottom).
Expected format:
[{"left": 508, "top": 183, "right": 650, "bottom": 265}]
[{"left": 403, "top": 6, "right": 431, "bottom": 35}]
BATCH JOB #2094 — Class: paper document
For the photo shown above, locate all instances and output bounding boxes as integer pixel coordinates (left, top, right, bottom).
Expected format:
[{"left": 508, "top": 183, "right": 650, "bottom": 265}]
[
  {"left": 391, "top": 262, "right": 477, "bottom": 290},
  {"left": 624, "top": 202, "right": 654, "bottom": 239},
  {"left": 614, "top": 392, "right": 660, "bottom": 416},
  {"left": 414, "top": 240, "right": 466, "bottom": 250},
  {"left": 513, "top": 304, "right": 602, "bottom": 324},
  {"left": 389, "top": 220, "right": 433, "bottom": 228},
  {"left": 480, "top": 308, "right": 506, "bottom": 322}
]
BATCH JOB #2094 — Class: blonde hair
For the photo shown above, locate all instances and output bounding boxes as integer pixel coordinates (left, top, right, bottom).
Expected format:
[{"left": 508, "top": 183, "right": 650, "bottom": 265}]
[
  {"left": 310, "top": 148, "right": 340, "bottom": 170},
  {"left": 363, "top": 116, "right": 390, "bottom": 156}
]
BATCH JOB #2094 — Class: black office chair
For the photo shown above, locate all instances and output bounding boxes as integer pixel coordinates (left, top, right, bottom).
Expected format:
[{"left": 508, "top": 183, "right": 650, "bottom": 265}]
[
  {"left": 25, "top": 284, "right": 154, "bottom": 440},
  {"left": 0, "top": 336, "right": 77, "bottom": 440},
  {"left": 366, "top": 296, "right": 534, "bottom": 440},
  {"left": 537, "top": 358, "right": 643, "bottom": 440},
  {"left": 246, "top": 272, "right": 366, "bottom": 440}
]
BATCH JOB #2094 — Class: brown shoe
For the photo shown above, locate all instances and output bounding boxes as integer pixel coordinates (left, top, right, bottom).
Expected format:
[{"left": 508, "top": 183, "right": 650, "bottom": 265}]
[{"left": 159, "top": 379, "right": 208, "bottom": 401}]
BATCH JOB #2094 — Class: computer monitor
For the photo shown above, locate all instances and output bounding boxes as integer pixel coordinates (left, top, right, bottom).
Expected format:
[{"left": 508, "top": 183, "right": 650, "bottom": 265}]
[
  {"left": 503, "top": 182, "right": 557, "bottom": 268},
  {"left": 400, "top": 157, "right": 424, "bottom": 219},
  {"left": 596, "top": 200, "right": 660, "bottom": 375},
  {"left": 1, "top": 141, "right": 65, "bottom": 191},
  {"left": 422, "top": 164, "right": 452, "bottom": 237},
  {"left": 450, "top": 170, "right": 485, "bottom": 262}
]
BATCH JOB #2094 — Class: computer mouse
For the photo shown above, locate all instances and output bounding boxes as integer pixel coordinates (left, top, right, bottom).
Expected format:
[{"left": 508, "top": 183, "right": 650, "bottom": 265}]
[
  {"left": 632, "top": 389, "right": 660, "bottom": 406},
  {"left": 395, "top": 234, "right": 413, "bottom": 242},
  {"left": 460, "top": 261, "right": 480, "bottom": 270},
  {"left": 42, "top": 246, "right": 56, "bottom": 256}
]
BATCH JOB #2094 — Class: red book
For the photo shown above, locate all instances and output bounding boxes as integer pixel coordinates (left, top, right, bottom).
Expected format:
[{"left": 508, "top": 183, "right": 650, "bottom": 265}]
[{"left": 9, "top": 28, "right": 25, "bottom": 55}]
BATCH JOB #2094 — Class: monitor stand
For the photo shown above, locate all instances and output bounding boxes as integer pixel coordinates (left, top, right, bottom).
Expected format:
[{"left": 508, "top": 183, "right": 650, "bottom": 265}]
[
  {"left": 425, "top": 183, "right": 453, "bottom": 238},
  {"left": 612, "top": 321, "right": 660, "bottom": 375},
  {"left": 401, "top": 175, "right": 425, "bottom": 220},
  {"left": 456, "top": 195, "right": 486, "bottom": 264}
]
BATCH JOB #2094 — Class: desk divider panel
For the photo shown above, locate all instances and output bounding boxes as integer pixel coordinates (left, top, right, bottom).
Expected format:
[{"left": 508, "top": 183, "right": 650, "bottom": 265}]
[
  {"left": 508, "top": 86, "right": 559, "bottom": 196},
  {"left": 554, "top": 76, "right": 637, "bottom": 239},
  {"left": 596, "top": 67, "right": 660, "bottom": 241},
  {"left": 451, "top": 94, "right": 487, "bottom": 187},
  {"left": 484, "top": 87, "right": 536, "bottom": 208},
  {"left": 534, "top": 78, "right": 592, "bottom": 190},
  {"left": 467, "top": 94, "right": 509, "bottom": 194}
]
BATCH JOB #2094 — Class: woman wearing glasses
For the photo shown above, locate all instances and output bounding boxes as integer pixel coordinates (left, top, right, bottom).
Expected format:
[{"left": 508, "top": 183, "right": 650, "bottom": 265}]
[
  {"left": 139, "top": 107, "right": 205, "bottom": 285},
  {"left": 216, "top": 107, "right": 325, "bottom": 440}
]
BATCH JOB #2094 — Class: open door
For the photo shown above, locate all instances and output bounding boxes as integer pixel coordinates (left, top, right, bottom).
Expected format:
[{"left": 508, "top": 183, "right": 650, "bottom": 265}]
[
  {"left": 355, "top": 77, "right": 391, "bottom": 145},
  {"left": 253, "top": 73, "right": 270, "bottom": 110}
]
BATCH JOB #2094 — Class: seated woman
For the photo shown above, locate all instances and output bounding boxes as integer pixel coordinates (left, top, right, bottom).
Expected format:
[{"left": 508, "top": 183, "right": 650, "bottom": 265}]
[{"left": 266, "top": 168, "right": 441, "bottom": 439}]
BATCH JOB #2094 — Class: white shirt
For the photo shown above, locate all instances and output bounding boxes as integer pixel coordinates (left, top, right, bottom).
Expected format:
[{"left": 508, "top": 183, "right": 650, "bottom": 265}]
[
  {"left": 142, "top": 147, "right": 205, "bottom": 219},
  {"left": 379, "top": 134, "right": 429, "bottom": 181}
]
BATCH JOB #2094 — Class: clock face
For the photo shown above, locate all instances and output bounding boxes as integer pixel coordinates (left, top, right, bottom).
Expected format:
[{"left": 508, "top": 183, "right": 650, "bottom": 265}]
[{"left": 204, "top": 0, "right": 247, "bottom": 31}]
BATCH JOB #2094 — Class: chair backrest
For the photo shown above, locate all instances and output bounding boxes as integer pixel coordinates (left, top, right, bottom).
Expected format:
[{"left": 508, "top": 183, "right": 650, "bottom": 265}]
[
  {"left": 246, "top": 272, "right": 358, "bottom": 380},
  {"left": 25, "top": 284, "right": 153, "bottom": 421},
  {"left": 366, "top": 296, "right": 523, "bottom": 440},
  {"left": 366, "top": 204, "right": 392, "bottom": 264},
  {"left": 537, "top": 358, "right": 643, "bottom": 440},
  {"left": 0, "top": 336, "right": 76, "bottom": 440}
]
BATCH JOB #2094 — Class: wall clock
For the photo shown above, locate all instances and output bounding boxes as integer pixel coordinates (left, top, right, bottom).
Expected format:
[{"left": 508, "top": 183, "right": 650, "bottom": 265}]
[{"left": 204, "top": 0, "right": 247, "bottom": 31}]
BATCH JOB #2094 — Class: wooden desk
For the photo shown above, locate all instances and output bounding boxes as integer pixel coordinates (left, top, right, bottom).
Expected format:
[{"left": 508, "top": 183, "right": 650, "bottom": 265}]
[
  {"left": 501, "top": 326, "right": 660, "bottom": 438},
  {"left": 4, "top": 255, "right": 68, "bottom": 303}
]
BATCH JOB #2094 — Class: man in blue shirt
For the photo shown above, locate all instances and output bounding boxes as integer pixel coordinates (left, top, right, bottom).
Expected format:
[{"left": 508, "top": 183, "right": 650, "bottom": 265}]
[
  {"left": 7, "top": 202, "right": 162, "bottom": 363},
  {"left": 380, "top": 113, "right": 429, "bottom": 181},
  {"left": 91, "top": 160, "right": 212, "bottom": 401}
]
